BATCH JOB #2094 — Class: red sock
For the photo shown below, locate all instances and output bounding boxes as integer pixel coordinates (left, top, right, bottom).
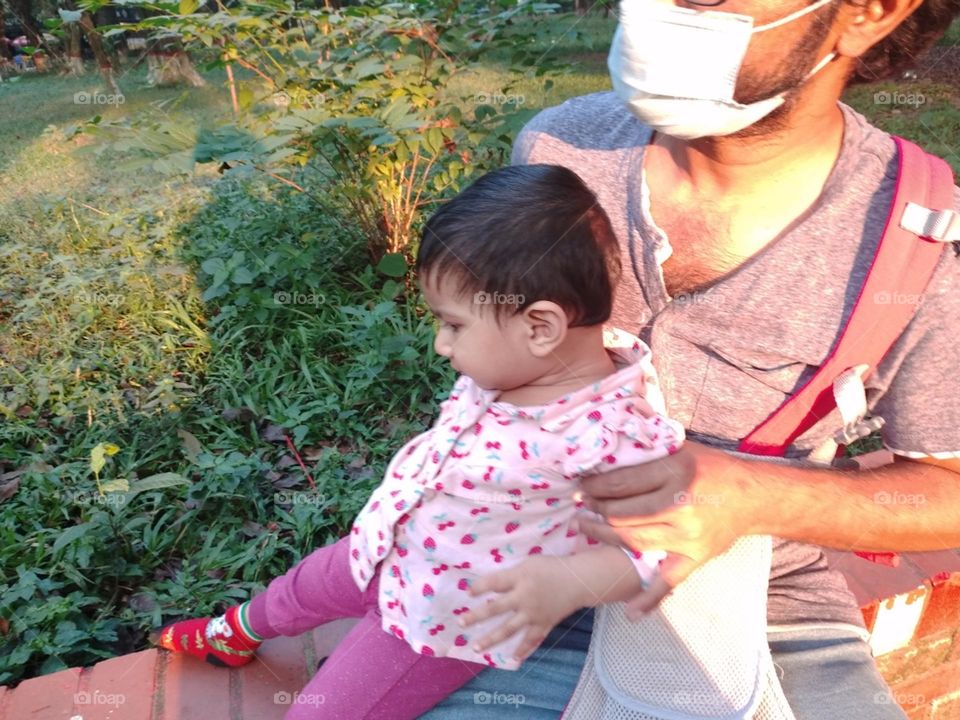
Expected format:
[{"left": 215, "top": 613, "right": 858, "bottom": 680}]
[{"left": 154, "top": 603, "right": 262, "bottom": 667}]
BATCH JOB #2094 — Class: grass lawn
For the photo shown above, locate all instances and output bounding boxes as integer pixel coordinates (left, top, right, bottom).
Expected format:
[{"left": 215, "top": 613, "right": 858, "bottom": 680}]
[{"left": 1, "top": 14, "right": 958, "bottom": 685}]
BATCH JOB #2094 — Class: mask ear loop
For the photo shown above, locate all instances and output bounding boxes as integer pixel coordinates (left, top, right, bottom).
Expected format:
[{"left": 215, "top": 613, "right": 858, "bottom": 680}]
[{"left": 754, "top": 0, "right": 837, "bottom": 32}]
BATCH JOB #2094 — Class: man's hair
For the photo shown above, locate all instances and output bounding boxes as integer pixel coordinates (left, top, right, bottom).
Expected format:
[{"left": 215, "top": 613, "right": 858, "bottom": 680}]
[
  {"left": 416, "top": 164, "right": 621, "bottom": 327},
  {"left": 847, "top": 0, "right": 960, "bottom": 84}
]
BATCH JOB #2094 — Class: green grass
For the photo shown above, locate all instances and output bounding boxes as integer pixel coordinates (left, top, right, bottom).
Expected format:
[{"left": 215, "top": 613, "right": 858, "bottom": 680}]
[{"left": 942, "top": 17, "right": 960, "bottom": 46}]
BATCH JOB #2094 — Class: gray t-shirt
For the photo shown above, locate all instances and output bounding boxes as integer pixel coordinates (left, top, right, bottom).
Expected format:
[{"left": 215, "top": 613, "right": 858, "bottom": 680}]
[{"left": 512, "top": 92, "right": 960, "bottom": 627}]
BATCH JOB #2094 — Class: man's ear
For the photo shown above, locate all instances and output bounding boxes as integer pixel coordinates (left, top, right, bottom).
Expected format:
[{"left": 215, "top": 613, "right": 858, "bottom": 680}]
[
  {"left": 520, "top": 301, "right": 568, "bottom": 357},
  {"left": 835, "top": 0, "right": 924, "bottom": 59}
]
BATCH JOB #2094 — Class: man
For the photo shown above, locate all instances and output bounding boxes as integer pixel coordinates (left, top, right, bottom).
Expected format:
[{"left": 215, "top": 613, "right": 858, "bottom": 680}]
[{"left": 423, "top": 0, "right": 960, "bottom": 717}]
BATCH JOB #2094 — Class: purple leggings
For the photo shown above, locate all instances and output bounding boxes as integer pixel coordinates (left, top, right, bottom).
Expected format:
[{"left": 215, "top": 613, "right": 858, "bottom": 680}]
[{"left": 246, "top": 536, "right": 484, "bottom": 720}]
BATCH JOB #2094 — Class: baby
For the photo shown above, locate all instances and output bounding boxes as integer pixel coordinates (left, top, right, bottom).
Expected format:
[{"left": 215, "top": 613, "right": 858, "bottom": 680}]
[{"left": 156, "top": 164, "right": 684, "bottom": 719}]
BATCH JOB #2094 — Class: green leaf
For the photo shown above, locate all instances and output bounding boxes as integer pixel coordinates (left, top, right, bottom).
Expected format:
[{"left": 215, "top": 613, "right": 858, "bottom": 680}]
[
  {"left": 425, "top": 127, "right": 443, "bottom": 155},
  {"left": 232, "top": 266, "right": 255, "bottom": 284},
  {"left": 376, "top": 253, "right": 408, "bottom": 278},
  {"left": 54, "top": 523, "right": 93, "bottom": 553},
  {"left": 475, "top": 104, "right": 497, "bottom": 121},
  {"left": 128, "top": 473, "right": 189, "bottom": 495},
  {"left": 200, "top": 258, "right": 225, "bottom": 276},
  {"left": 178, "top": 429, "right": 203, "bottom": 463},
  {"left": 101, "top": 478, "right": 130, "bottom": 493},
  {"left": 179, "top": 0, "right": 199, "bottom": 15}
]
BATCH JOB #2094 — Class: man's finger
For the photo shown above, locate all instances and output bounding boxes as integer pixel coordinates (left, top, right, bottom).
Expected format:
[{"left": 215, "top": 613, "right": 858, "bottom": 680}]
[
  {"left": 590, "top": 488, "right": 683, "bottom": 521},
  {"left": 578, "top": 516, "right": 675, "bottom": 555},
  {"left": 576, "top": 516, "right": 629, "bottom": 548},
  {"left": 624, "top": 554, "right": 698, "bottom": 618},
  {"left": 580, "top": 465, "right": 663, "bottom": 501},
  {"left": 624, "top": 574, "right": 673, "bottom": 619}
]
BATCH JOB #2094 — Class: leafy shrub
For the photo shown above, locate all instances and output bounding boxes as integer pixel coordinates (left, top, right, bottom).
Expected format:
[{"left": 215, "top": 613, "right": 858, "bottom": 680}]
[{"left": 92, "top": 0, "right": 566, "bottom": 258}]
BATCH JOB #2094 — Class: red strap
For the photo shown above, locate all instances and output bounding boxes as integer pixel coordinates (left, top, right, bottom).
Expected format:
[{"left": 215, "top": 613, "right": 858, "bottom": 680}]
[{"left": 738, "top": 137, "right": 951, "bottom": 456}]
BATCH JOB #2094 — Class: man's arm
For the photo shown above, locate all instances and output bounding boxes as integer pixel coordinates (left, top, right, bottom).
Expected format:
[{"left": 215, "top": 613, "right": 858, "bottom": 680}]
[
  {"left": 767, "top": 454, "right": 960, "bottom": 552},
  {"left": 579, "top": 442, "right": 960, "bottom": 612}
]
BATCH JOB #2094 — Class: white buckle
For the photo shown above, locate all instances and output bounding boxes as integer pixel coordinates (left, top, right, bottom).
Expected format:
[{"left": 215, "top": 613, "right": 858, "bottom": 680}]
[
  {"left": 900, "top": 202, "right": 960, "bottom": 242},
  {"left": 808, "top": 365, "right": 883, "bottom": 465}
]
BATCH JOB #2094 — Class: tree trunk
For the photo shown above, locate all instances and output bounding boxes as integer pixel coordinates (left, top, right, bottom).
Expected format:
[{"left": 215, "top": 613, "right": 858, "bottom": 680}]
[
  {"left": 78, "top": 11, "right": 120, "bottom": 94},
  {"left": 146, "top": 38, "right": 205, "bottom": 87},
  {"left": 0, "top": 12, "right": 9, "bottom": 60},
  {"left": 66, "top": 21, "right": 84, "bottom": 75}
]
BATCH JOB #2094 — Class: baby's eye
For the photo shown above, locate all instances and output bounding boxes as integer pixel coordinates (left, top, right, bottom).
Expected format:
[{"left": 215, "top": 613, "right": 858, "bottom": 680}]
[{"left": 442, "top": 321, "right": 461, "bottom": 333}]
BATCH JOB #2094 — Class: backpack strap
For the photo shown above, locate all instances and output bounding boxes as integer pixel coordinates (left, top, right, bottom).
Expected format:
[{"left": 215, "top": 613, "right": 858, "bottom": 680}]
[{"left": 738, "top": 136, "right": 953, "bottom": 457}]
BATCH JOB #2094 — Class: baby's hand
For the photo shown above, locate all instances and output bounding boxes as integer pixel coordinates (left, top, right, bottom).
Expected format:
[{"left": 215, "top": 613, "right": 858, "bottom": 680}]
[{"left": 459, "top": 555, "right": 586, "bottom": 663}]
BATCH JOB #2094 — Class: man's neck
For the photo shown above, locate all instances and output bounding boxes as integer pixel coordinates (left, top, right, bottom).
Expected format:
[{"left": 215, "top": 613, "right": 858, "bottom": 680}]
[{"left": 650, "top": 92, "right": 847, "bottom": 202}]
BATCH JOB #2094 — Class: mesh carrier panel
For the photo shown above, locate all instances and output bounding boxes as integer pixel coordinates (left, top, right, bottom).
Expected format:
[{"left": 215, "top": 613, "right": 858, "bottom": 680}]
[{"left": 563, "top": 536, "right": 795, "bottom": 720}]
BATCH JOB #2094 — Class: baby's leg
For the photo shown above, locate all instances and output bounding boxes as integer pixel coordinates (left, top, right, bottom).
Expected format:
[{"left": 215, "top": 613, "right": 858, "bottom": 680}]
[
  {"left": 284, "top": 613, "right": 484, "bottom": 720},
  {"left": 248, "top": 535, "right": 378, "bottom": 638},
  {"left": 156, "top": 536, "right": 374, "bottom": 666}
]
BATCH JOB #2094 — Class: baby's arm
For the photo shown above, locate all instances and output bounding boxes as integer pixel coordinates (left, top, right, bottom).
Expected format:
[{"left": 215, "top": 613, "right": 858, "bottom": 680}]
[{"left": 460, "top": 546, "right": 647, "bottom": 663}]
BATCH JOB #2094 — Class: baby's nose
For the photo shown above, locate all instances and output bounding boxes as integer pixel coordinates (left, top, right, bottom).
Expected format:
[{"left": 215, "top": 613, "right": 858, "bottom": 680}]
[{"left": 434, "top": 333, "right": 452, "bottom": 358}]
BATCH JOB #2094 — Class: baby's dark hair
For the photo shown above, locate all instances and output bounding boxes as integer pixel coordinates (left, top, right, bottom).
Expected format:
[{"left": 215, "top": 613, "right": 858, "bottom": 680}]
[{"left": 416, "top": 164, "right": 621, "bottom": 327}]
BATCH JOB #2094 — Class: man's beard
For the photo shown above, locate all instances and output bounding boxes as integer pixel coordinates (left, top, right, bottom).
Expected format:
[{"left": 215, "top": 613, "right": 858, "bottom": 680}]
[{"left": 727, "top": 2, "right": 841, "bottom": 138}]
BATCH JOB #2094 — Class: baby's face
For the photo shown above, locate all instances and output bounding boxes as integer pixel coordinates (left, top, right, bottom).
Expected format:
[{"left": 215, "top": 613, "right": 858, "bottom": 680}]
[{"left": 420, "top": 274, "right": 537, "bottom": 391}]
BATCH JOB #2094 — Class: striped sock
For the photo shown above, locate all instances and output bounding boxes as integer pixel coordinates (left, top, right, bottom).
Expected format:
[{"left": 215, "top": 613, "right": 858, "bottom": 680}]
[
  {"left": 154, "top": 603, "right": 262, "bottom": 667},
  {"left": 235, "top": 602, "right": 264, "bottom": 643}
]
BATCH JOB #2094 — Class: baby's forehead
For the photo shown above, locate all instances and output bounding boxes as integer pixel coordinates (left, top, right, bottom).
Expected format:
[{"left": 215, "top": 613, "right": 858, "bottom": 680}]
[{"left": 419, "top": 270, "right": 470, "bottom": 301}]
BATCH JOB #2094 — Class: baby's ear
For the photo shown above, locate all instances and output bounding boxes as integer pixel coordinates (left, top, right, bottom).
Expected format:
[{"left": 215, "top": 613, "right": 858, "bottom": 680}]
[{"left": 521, "top": 301, "right": 568, "bottom": 357}]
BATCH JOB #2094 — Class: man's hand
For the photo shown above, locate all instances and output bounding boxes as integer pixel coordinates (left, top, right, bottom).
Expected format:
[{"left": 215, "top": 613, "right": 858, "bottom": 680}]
[
  {"left": 578, "top": 441, "right": 763, "bottom": 616},
  {"left": 459, "top": 555, "right": 587, "bottom": 662}
]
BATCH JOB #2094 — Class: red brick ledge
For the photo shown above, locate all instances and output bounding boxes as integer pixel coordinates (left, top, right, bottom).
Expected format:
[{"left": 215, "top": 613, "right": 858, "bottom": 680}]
[
  {"left": 0, "top": 619, "right": 355, "bottom": 720},
  {"left": 2, "top": 569, "right": 958, "bottom": 719}
]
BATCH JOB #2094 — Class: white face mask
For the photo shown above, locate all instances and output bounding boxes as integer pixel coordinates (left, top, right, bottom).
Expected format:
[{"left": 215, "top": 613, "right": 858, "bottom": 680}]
[{"left": 608, "top": 0, "right": 838, "bottom": 139}]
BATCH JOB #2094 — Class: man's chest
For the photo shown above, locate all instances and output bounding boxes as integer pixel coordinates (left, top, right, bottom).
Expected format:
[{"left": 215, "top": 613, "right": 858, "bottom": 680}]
[{"left": 651, "top": 202, "right": 755, "bottom": 298}]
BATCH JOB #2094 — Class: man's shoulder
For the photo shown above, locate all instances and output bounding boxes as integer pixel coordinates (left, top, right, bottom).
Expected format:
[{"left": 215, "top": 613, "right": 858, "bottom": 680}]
[{"left": 512, "top": 91, "right": 649, "bottom": 164}]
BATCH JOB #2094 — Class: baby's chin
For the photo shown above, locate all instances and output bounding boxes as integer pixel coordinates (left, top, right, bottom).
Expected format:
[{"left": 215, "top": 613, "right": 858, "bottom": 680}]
[{"left": 455, "top": 370, "right": 503, "bottom": 392}]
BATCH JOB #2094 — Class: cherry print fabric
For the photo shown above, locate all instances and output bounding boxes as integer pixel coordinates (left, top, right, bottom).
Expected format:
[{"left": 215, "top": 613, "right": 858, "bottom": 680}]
[{"left": 349, "top": 328, "right": 684, "bottom": 669}]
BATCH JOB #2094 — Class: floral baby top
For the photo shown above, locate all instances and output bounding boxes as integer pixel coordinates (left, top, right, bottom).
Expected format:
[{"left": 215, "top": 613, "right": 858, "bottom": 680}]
[{"left": 349, "top": 328, "right": 685, "bottom": 669}]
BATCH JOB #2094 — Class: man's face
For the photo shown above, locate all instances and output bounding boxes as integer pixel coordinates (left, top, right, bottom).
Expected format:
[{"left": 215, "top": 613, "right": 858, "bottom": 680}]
[{"left": 680, "top": 0, "right": 843, "bottom": 129}]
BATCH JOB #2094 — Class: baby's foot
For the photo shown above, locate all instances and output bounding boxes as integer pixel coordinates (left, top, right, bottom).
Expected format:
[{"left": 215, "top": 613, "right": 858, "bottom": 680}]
[{"left": 153, "top": 603, "right": 262, "bottom": 667}]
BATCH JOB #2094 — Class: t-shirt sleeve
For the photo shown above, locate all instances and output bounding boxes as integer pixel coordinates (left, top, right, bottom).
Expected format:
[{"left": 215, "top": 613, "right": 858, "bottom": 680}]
[
  {"left": 870, "top": 191, "right": 960, "bottom": 459},
  {"left": 511, "top": 106, "right": 557, "bottom": 166}
]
